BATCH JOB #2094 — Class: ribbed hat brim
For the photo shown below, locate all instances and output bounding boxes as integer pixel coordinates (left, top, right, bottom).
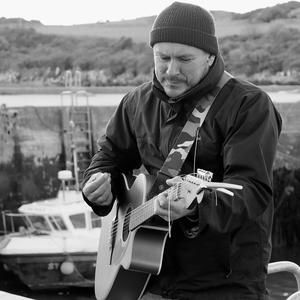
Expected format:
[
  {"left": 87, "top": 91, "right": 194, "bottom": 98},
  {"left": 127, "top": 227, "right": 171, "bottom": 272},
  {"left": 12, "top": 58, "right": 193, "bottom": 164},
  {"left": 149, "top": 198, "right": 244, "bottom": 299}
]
[{"left": 150, "top": 27, "right": 218, "bottom": 55}]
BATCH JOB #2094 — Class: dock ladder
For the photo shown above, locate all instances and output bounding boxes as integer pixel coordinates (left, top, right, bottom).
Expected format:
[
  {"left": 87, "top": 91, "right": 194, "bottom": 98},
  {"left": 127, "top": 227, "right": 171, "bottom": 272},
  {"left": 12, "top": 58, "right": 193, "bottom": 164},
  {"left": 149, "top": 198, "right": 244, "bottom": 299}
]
[{"left": 60, "top": 90, "right": 94, "bottom": 189}]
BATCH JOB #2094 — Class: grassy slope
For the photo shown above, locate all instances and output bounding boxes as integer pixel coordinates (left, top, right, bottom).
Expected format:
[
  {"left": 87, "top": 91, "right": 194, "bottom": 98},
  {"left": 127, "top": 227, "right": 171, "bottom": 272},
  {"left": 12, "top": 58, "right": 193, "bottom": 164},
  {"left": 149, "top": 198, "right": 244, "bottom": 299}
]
[
  {"left": 32, "top": 16, "right": 300, "bottom": 42},
  {"left": 2, "top": 3, "right": 300, "bottom": 42}
]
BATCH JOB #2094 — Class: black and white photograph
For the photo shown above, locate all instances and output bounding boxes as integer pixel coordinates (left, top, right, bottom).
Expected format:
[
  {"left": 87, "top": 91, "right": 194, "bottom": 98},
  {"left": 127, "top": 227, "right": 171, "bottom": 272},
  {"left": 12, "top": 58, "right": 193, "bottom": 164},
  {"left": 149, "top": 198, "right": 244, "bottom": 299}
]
[{"left": 0, "top": 1, "right": 299, "bottom": 299}]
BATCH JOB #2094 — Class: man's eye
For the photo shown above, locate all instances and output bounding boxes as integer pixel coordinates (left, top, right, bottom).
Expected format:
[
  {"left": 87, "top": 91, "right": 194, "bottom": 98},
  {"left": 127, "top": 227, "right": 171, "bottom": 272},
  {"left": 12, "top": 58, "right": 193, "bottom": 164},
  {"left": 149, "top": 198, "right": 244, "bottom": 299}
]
[
  {"left": 179, "top": 57, "right": 191, "bottom": 62},
  {"left": 160, "top": 56, "right": 170, "bottom": 61}
]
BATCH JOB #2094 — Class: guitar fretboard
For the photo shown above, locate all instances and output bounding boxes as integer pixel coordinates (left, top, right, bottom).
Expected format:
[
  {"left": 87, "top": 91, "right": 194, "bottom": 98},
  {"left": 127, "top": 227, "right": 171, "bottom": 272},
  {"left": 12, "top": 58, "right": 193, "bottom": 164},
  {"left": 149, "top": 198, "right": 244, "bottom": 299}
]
[{"left": 129, "top": 184, "right": 180, "bottom": 231}]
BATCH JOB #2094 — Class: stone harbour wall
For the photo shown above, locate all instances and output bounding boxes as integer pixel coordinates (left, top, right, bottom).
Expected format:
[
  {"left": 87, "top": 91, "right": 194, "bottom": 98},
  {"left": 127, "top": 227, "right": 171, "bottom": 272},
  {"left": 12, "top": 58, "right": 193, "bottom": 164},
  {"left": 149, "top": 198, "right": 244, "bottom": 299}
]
[{"left": 0, "top": 105, "right": 116, "bottom": 210}]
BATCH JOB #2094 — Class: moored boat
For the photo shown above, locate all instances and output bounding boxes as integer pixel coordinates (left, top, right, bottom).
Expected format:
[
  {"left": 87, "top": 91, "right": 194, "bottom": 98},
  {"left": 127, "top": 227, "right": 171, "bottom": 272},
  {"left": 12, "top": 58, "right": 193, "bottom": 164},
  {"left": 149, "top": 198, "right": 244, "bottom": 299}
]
[{"left": 0, "top": 170, "right": 101, "bottom": 290}]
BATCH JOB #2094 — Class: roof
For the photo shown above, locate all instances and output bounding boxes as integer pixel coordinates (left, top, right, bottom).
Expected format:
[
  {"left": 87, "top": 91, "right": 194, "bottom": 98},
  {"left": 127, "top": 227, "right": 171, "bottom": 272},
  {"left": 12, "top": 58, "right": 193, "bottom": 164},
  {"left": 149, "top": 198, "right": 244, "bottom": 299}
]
[{"left": 18, "top": 190, "right": 92, "bottom": 215}]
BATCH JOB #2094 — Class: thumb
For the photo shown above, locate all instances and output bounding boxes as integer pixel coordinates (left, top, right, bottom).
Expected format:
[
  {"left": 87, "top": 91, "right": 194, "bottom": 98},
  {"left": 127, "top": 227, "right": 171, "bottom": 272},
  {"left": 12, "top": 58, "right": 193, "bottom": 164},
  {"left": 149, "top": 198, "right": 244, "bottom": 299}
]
[{"left": 166, "top": 176, "right": 182, "bottom": 186}]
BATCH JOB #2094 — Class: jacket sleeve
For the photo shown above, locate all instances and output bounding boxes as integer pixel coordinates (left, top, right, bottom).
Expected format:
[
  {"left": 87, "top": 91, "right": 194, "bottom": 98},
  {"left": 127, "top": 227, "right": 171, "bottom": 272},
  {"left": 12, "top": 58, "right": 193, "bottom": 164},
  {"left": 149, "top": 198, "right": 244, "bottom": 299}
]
[
  {"left": 82, "top": 95, "right": 142, "bottom": 216},
  {"left": 198, "top": 91, "right": 282, "bottom": 233}
]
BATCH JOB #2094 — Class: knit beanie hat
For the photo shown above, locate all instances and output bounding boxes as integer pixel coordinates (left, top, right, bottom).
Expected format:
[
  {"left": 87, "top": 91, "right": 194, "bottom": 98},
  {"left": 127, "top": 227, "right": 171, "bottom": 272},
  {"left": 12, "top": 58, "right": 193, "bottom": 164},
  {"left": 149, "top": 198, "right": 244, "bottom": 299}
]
[{"left": 150, "top": 1, "right": 219, "bottom": 55}]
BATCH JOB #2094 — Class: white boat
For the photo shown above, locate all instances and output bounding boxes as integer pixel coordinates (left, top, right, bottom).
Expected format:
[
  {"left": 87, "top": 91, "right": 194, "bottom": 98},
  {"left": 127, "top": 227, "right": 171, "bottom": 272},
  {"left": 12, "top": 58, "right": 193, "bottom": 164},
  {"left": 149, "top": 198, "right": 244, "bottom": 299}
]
[{"left": 0, "top": 170, "right": 101, "bottom": 290}]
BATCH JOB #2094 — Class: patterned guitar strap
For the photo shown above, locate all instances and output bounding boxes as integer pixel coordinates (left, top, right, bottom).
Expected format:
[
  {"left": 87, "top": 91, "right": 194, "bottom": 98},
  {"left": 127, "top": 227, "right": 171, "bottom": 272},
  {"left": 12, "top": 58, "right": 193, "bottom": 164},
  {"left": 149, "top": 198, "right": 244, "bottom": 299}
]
[{"left": 148, "top": 71, "right": 232, "bottom": 237}]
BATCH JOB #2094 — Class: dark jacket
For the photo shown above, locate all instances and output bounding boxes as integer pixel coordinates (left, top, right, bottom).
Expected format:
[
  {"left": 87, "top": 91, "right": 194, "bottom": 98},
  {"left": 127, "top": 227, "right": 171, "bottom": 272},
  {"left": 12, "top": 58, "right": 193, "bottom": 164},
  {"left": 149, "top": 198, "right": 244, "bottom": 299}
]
[{"left": 83, "top": 76, "right": 282, "bottom": 299}]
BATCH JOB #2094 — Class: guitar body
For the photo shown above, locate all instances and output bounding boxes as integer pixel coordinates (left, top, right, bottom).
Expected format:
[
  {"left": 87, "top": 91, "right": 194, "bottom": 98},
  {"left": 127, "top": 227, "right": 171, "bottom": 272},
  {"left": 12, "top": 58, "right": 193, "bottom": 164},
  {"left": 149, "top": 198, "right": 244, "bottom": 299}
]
[{"left": 95, "top": 173, "right": 169, "bottom": 300}]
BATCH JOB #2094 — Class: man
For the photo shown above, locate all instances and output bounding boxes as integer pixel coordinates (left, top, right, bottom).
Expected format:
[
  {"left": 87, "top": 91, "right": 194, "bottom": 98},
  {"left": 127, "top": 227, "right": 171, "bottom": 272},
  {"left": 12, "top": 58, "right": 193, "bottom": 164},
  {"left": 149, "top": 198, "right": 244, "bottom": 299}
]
[{"left": 82, "top": 2, "right": 282, "bottom": 299}]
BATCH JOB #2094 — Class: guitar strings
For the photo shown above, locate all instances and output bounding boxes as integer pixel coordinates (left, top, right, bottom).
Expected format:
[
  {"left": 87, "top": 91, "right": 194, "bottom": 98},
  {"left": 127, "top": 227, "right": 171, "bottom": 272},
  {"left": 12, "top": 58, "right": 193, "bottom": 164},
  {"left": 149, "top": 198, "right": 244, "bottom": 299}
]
[
  {"left": 109, "top": 175, "right": 207, "bottom": 237},
  {"left": 109, "top": 186, "right": 178, "bottom": 234},
  {"left": 168, "top": 194, "right": 172, "bottom": 238},
  {"left": 109, "top": 184, "right": 180, "bottom": 235},
  {"left": 167, "top": 182, "right": 180, "bottom": 238},
  {"left": 109, "top": 198, "right": 154, "bottom": 234},
  {"left": 109, "top": 173, "right": 214, "bottom": 236},
  {"left": 109, "top": 174, "right": 208, "bottom": 235},
  {"left": 109, "top": 175, "right": 208, "bottom": 235}
]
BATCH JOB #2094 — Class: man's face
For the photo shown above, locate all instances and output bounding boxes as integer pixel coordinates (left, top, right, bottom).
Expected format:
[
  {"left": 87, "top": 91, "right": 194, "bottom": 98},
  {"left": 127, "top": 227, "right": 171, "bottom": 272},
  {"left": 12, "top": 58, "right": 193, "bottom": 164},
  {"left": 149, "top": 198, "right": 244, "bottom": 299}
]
[{"left": 153, "top": 42, "right": 212, "bottom": 98}]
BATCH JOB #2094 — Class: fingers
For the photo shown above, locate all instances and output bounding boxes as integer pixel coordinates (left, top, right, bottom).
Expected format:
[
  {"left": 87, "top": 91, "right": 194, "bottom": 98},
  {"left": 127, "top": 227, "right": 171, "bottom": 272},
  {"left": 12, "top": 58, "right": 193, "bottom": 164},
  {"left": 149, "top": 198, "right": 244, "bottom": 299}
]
[
  {"left": 89, "top": 181, "right": 113, "bottom": 206},
  {"left": 84, "top": 172, "right": 109, "bottom": 194},
  {"left": 87, "top": 172, "right": 111, "bottom": 195},
  {"left": 154, "top": 192, "right": 188, "bottom": 221},
  {"left": 83, "top": 172, "right": 113, "bottom": 206},
  {"left": 156, "top": 192, "right": 168, "bottom": 209}
]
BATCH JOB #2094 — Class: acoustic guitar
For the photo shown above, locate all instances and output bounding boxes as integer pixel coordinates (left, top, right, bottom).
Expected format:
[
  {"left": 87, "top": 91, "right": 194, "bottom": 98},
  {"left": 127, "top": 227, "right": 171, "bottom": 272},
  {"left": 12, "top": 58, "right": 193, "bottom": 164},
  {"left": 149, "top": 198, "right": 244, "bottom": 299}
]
[{"left": 95, "top": 173, "right": 242, "bottom": 300}]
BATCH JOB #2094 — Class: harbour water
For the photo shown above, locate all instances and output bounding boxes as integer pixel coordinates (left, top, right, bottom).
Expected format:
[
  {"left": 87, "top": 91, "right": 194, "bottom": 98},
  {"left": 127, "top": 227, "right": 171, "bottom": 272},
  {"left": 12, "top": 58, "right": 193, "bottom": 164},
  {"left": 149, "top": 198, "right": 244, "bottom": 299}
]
[
  {"left": 0, "top": 88, "right": 300, "bottom": 108},
  {"left": 0, "top": 93, "right": 125, "bottom": 108}
]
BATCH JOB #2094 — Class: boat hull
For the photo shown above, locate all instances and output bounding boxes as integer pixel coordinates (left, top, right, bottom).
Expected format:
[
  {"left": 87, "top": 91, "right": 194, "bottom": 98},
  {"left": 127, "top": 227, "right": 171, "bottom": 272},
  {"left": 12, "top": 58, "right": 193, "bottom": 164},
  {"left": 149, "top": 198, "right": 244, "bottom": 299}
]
[{"left": 0, "top": 252, "right": 97, "bottom": 290}]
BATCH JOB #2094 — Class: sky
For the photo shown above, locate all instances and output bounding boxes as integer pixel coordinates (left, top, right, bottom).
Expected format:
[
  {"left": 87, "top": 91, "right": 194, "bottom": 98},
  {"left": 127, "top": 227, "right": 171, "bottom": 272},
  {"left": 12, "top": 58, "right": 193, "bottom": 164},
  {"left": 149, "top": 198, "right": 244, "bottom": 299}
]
[{"left": 1, "top": 0, "right": 294, "bottom": 25}]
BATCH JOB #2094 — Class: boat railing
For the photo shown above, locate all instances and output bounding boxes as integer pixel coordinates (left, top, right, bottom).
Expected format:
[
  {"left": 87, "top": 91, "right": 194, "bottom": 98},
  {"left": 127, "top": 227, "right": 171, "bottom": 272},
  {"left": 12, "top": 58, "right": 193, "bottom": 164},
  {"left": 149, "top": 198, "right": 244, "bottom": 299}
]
[{"left": 268, "top": 261, "right": 300, "bottom": 299}]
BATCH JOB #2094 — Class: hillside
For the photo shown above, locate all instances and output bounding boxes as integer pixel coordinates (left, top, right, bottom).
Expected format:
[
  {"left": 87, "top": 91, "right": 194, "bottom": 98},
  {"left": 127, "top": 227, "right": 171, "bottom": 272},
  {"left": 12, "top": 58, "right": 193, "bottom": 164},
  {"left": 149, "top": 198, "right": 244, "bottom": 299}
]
[
  {"left": 0, "top": 2, "right": 300, "bottom": 42},
  {"left": 0, "top": 1, "right": 299, "bottom": 88}
]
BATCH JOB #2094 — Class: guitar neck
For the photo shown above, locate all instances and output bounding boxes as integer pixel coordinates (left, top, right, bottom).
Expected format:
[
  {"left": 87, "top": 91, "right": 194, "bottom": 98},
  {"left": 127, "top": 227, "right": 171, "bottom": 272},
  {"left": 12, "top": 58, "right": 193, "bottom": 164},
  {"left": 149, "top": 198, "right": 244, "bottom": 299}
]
[
  {"left": 129, "top": 184, "right": 179, "bottom": 231},
  {"left": 127, "top": 174, "right": 242, "bottom": 232}
]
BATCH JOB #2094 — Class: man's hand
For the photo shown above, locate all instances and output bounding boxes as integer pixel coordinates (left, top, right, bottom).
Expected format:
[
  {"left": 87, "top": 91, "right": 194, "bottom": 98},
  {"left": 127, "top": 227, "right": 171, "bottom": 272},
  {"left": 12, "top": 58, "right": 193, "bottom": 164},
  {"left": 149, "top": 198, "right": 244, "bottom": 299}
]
[
  {"left": 154, "top": 176, "right": 199, "bottom": 221},
  {"left": 82, "top": 172, "right": 113, "bottom": 206}
]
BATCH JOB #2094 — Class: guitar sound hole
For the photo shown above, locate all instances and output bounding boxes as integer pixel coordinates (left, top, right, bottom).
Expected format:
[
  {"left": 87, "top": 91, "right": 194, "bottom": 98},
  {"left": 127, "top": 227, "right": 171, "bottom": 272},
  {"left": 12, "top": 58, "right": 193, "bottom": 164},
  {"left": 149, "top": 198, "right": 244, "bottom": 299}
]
[{"left": 122, "top": 208, "right": 131, "bottom": 241}]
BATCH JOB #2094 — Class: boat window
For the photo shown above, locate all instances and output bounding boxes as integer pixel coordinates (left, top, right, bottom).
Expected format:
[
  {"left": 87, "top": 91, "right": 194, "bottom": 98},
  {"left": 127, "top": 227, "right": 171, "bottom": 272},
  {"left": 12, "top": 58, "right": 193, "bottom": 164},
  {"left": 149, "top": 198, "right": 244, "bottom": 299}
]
[
  {"left": 69, "top": 213, "right": 86, "bottom": 229},
  {"left": 1, "top": 213, "right": 31, "bottom": 234},
  {"left": 91, "top": 212, "right": 102, "bottom": 228},
  {"left": 28, "top": 216, "right": 51, "bottom": 232},
  {"left": 49, "top": 216, "right": 68, "bottom": 231}
]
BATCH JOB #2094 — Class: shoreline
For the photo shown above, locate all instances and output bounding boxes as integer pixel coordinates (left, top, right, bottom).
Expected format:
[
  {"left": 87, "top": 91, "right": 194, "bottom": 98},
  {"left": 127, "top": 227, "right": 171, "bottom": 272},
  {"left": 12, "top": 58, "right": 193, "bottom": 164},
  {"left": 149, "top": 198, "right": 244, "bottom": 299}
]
[
  {"left": 0, "top": 85, "right": 134, "bottom": 95},
  {"left": 0, "top": 84, "right": 300, "bottom": 95}
]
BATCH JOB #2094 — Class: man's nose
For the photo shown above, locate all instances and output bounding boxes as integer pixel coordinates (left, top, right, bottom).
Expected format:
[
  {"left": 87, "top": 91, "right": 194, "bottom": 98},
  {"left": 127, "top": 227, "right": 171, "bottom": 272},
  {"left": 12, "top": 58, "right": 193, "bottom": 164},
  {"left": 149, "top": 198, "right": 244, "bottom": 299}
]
[{"left": 166, "top": 59, "right": 180, "bottom": 76}]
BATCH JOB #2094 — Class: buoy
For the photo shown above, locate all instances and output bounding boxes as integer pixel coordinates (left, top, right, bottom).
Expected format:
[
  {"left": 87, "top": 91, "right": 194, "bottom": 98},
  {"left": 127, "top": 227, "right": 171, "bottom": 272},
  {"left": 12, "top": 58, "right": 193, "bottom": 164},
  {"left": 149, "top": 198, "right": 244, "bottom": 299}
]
[{"left": 60, "top": 261, "right": 75, "bottom": 275}]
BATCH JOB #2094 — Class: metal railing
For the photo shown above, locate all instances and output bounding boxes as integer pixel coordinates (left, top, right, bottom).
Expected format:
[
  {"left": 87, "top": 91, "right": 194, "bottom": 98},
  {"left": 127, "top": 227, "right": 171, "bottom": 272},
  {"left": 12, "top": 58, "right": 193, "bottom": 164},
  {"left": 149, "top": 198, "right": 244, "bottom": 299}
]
[{"left": 268, "top": 261, "right": 300, "bottom": 299}]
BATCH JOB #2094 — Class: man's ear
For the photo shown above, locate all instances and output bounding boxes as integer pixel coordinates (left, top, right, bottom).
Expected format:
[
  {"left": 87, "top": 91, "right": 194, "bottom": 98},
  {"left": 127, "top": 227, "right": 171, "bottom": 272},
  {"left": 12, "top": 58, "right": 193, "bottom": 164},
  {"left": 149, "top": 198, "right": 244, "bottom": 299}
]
[{"left": 208, "top": 54, "right": 215, "bottom": 67}]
